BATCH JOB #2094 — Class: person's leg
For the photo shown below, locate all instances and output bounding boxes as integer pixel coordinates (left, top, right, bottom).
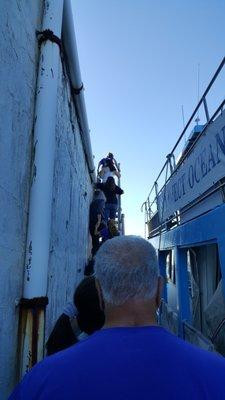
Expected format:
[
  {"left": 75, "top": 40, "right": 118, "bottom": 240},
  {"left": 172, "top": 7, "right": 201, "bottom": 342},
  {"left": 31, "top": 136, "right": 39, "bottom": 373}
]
[
  {"left": 109, "top": 204, "right": 118, "bottom": 220},
  {"left": 90, "top": 228, "right": 100, "bottom": 255},
  {"left": 104, "top": 204, "right": 110, "bottom": 221},
  {"left": 91, "top": 234, "right": 100, "bottom": 255}
]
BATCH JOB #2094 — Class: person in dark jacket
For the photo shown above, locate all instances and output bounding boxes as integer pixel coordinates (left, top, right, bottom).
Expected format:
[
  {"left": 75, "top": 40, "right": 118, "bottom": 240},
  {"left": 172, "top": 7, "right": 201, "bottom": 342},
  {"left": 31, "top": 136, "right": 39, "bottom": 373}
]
[
  {"left": 84, "top": 257, "right": 95, "bottom": 276},
  {"left": 46, "top": 305, "right": 78, "bottom": 356},
  {"left": 46, "top": 277, "right": 105, "bottom": 356},
  {"left": 89, "top": 189, "right": 106, "bottom": 255},
  {"left": 74, "top": 276, "right": 105, "bottom": 335},
  {"left": 96, "top": 177, "right": 124, "bottom": 221}
]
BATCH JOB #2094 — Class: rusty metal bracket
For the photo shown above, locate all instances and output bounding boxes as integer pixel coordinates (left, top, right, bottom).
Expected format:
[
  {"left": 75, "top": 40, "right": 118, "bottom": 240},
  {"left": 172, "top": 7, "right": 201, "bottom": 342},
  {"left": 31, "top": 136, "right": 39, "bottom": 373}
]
[
  {"left": 18, "top": 296, "right": 48, "bottom": 375},
  {"left": 19, "top": 296, "right": 48, "bottom": 308}
]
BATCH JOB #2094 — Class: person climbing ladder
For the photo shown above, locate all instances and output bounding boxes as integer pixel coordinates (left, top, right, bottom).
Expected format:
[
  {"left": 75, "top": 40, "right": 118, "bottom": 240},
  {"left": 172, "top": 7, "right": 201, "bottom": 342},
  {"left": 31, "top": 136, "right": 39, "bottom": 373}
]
[
  {"left": 96, "top": 177, "right": 124, "bottom": 221},
  {"left": 97, "top": 152, "right": 121, "bottom": 182}
]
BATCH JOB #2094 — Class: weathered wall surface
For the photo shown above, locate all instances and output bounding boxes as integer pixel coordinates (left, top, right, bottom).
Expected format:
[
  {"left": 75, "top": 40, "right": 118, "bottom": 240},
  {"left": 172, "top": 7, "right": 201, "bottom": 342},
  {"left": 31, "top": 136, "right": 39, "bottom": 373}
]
[
  {"left": 0, "top": 2, "right": 43, "bottom": 398},
  {"left": 0, "top": 2, "right": 93, "bottom": 398},
  {"left": 45, "top": 61, "right": 93, "bottom": 337}
]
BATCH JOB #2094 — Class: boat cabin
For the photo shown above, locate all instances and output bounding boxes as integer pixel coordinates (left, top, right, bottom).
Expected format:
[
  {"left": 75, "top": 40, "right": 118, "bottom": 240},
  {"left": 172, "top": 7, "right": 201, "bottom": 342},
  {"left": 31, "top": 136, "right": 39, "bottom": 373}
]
[{"left": 142, "top": 58, "right": 225, "bottom": 356}]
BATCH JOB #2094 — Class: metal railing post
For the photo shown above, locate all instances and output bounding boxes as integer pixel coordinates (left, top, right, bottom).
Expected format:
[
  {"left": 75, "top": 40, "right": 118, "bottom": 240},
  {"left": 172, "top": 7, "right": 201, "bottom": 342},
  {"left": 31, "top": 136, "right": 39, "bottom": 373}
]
[
  {"left": 203, "top": 97, "right": 210, "bottom": 122},
  {"left": 153, "top": 181, "right": 161, "bottom": 230},
  {"left": 167, "top": 153, "right": 174, "bottom": 175},
  {"left": 117, "top": 162, "right": 122, "bottom": 232}
]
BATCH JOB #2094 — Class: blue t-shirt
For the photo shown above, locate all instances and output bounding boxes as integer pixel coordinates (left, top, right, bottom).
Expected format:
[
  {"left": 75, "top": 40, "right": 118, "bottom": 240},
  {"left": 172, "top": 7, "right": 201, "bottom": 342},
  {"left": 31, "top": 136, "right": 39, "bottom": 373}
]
[{"left": 9, "top": 327, "right": 225, "bottom": 400}]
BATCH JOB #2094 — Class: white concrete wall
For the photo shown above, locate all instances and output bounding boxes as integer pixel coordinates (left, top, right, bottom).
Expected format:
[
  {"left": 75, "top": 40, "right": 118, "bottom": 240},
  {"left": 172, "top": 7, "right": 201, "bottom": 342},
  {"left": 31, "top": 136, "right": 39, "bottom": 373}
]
[
  {"left": 0, "top": 2, "right": 44, "bottom": 397},
  {"left": 0, "top": 2, "right": 93, "bottom": 398},
  {"left": 45, "top": 60, "right": 93, "bottom": 337}
]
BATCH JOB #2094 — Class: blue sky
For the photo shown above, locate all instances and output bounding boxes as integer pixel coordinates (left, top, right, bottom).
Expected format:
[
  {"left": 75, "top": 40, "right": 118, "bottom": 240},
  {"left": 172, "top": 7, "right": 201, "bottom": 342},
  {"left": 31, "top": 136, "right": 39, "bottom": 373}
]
[{"left": 72, "top": 0, "right": 225, "bottom": 236}]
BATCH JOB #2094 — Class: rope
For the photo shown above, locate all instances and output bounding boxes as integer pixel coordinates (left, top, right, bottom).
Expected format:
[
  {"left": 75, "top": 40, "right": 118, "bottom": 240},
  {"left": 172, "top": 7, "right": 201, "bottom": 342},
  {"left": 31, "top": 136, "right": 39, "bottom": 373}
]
[{"left": 36, "top": 29, "right": 62, "bottom": 49}]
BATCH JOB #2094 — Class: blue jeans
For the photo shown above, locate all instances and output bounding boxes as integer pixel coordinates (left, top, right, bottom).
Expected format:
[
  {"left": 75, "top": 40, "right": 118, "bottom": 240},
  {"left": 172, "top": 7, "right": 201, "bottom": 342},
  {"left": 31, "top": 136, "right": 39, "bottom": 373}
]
[{"left": 105, "top": 203, "right": 118, "bottom": 220}]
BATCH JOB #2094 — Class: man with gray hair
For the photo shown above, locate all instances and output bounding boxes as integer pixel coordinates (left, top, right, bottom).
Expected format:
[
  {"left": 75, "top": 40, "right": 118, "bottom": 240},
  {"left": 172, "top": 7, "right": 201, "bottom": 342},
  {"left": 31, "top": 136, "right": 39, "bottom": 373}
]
[{"left": 9, "top": 236, "right": 225, "bottom": 399}]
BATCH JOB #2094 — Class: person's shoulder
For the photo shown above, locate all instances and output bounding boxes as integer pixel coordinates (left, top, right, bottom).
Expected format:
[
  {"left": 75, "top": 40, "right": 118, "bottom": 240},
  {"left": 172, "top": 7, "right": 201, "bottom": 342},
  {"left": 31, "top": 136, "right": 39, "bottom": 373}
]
[
  {"left": 99, "top": 158, "right": 107, "bottom": 166},
  {"left": 115, "top": 186, "right": 123, "bottom": 193},
  {"left": 96, "top": 182, "right": 104, "bottom": 189},
  {"left": 189, "top": 344, "right": 225, "bottom": 391},
  {"left": 171, "top": 332, "right": 225, "bottom": 373},
  {"left": 10, "top": 338, "right": 94, "bottom": 397},
  {"left": 37, "top": 337, "right": 94, "bottom": 372},
  {"left": 190, "top": 342, "right": 225, "bottom": 367}
]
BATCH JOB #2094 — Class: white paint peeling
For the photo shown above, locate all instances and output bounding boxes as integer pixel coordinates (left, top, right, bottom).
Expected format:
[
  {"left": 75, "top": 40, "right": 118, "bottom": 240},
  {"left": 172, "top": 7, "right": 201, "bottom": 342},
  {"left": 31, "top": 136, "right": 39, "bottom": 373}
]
[
  {"left": 0, "top": 1, "right": 93, "bottom": 397},
  {"left": 0, "top": 1, "right": 43, "bottom": 397}
]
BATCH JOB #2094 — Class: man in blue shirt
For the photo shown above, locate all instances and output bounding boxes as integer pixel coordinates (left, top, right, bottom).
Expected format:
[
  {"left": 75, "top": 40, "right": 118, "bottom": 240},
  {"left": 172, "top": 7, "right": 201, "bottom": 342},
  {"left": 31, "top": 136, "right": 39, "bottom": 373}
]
[{"left": 9, "top": 236, "right": 225, "bottom": 399}]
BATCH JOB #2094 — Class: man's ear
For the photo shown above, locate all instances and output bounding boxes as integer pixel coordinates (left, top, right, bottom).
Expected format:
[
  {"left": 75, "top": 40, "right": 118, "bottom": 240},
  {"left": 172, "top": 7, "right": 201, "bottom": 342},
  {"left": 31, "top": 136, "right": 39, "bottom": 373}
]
[
  {"left": 155, "top": 276, "right": 164, "bottom": 309},
  {"left": 95, "top": 278, "right": 105, "bottom": 310}
]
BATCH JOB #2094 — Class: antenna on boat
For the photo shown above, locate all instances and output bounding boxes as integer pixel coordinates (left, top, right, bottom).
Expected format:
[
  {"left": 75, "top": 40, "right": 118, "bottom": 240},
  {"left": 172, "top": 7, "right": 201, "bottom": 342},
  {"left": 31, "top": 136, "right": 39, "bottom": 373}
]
[
  {"left": 195, "top": 63, "right": 200, "bottom": 126},
  {"left": 181, "top": 105, "right": 187, "bottom": 143}
]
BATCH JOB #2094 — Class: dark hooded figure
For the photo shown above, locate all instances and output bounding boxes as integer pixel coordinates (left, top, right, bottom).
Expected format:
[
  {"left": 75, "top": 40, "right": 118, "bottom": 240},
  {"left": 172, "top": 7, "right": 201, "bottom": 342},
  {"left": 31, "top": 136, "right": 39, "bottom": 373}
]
[
  {"left": 89, "top": 189, "right": 106, "bottom": 255},
  {"left": 46, "top": 277, "right": 105, "bottom": 356},
  {"left": 96, "top": 177, "right": 124, "bottom": 220}
]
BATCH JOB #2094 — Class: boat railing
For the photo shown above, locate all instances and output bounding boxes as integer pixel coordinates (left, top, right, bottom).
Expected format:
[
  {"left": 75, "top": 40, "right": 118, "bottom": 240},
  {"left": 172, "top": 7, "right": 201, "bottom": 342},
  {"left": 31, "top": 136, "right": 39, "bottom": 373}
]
[
  {"left": 142, "top": 57, "right": 225, "bottom": 238},
  {"left": 183, "top": 321, "right": 215, "bottom": 352}
]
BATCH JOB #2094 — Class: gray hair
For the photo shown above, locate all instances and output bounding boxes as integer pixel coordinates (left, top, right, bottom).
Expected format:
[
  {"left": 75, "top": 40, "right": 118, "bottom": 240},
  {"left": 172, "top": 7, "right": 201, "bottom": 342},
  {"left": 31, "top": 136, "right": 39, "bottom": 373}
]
[{"left": 94, "top": 235, "right": 159, "bottom": 306}]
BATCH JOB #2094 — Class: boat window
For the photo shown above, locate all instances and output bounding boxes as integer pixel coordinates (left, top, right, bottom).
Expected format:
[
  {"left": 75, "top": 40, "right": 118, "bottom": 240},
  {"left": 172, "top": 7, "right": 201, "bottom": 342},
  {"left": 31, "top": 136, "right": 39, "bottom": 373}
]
[
  {"left": 166, "top": 251, "right": 176, "bottom": 285},
  {"left": 187, "top": 244, "right": 225, "bottom": 356},
  {"left": 166, "top": 253, "right": 172, "bottom": 281}
]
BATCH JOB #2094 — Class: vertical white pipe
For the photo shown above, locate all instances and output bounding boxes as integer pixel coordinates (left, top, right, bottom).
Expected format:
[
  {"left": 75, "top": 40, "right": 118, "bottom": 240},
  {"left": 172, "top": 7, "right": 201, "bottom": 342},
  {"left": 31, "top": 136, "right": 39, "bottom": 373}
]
[
  {"left": 63, "top": 0, "right": 95, "bottom": 178},
  {"left": 23, "top": 0, "right": 64, "bottom": 299},
  {"left": 62, "top": 0, "right": 82, "bottom": 88}
]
